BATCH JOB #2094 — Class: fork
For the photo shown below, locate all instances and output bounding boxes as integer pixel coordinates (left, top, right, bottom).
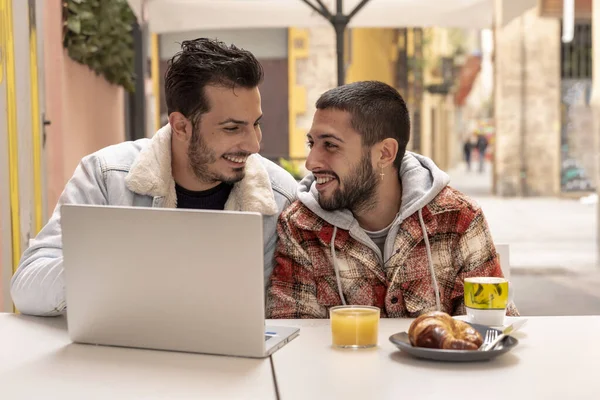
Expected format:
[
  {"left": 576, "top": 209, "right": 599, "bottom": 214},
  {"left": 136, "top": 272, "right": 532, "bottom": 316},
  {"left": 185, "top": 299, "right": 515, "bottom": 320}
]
[{"left": 479, "top": 329, "right": 498, "bottom": 351}]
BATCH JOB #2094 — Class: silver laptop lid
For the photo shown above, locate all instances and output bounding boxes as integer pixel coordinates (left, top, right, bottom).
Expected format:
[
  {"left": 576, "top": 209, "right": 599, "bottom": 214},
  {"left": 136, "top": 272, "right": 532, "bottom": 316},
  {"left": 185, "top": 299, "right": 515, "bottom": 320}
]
[{"left": 62, "top": 204, "right": 267, "bottom": 358}]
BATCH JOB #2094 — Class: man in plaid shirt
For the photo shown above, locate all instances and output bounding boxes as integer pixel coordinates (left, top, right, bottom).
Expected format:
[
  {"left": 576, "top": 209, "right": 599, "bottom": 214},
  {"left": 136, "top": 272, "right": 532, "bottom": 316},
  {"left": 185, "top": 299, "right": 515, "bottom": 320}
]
[{"left": 266, "top": 81, "right": 518, "bottom": 319}]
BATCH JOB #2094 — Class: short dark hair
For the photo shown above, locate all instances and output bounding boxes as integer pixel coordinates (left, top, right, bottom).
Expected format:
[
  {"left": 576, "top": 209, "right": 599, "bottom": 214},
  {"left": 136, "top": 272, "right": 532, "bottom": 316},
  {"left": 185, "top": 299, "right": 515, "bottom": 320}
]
[
  {"left": 164, "top": 38, "right": 264, "bottom": 124},
  {"left": 315, "top": 81, "right": 410, "bottom": 169}
]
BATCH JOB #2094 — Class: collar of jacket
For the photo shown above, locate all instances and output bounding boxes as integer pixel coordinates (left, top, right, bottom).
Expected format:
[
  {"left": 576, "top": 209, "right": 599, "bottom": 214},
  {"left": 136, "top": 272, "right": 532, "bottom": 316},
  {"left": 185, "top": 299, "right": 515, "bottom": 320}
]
[
  {"left": 294, "top": 186, "right": 466, "bottom": 234},
  {"left": 124, "top": 124, "right": 278, "bottom": 215}
]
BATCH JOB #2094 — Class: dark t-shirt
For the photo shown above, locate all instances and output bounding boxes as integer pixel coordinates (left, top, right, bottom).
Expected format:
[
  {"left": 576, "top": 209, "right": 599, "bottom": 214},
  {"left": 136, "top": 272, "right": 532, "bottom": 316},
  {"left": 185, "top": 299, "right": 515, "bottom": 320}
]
[{"left": 175, "top": 182, "right": 233, "bottom": 210}]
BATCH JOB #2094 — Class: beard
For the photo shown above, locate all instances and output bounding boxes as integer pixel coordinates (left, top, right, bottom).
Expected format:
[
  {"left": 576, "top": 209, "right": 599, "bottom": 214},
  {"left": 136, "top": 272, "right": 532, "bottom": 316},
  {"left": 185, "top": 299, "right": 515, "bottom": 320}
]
[
  {"left": 318, "top": 151, "right": 379, "bottom": 214},
  {"left": 187, "top": 130, "right": 246, "bottom": 185}
]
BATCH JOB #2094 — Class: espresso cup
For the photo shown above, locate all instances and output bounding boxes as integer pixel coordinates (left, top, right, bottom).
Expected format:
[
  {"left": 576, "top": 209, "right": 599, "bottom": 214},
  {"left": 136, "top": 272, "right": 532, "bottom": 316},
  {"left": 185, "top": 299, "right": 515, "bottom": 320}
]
[{"left": 464, "top": 277, "right": 510, "bottom": 326}]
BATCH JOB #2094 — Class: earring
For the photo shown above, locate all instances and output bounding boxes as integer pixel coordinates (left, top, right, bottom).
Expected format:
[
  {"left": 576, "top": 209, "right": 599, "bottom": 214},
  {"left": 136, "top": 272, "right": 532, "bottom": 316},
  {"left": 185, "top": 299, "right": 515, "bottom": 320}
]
[{"left": 379, "top": 165, "right": 385, "bottom": 181}]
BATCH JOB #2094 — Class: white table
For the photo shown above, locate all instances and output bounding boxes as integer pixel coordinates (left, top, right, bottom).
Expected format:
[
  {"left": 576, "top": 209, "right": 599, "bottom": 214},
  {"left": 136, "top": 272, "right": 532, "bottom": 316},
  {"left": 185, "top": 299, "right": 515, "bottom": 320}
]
[
  {"left": 0, "top": 314, "right": 277, "bottom": 399},
  {"left": 269, "top": 316, "right": 600, "bottom": 400}
]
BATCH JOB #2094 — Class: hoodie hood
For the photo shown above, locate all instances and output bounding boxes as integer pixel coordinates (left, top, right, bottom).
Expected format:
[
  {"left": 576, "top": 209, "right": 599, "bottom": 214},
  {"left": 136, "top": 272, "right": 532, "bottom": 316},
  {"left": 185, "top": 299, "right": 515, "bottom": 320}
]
[
  {"left": 297, "top": 151, "right": 448, "bottom": 310},
  {"left": 297, "top": 151, "right": 450, "bottom": 231}
]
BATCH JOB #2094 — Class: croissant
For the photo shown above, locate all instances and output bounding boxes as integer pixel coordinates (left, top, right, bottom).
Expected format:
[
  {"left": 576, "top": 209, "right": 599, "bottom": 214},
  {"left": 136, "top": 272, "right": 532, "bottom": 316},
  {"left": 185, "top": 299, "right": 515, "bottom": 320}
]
[{"left": 408, "top": 311, "right": 483, "bottom": 350}]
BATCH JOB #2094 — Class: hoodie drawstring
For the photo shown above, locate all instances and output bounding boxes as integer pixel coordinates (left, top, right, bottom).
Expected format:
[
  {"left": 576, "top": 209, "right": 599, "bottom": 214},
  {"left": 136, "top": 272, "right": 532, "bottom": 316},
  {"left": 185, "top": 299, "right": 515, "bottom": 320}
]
[
  {"left": 418, "top": 208, "right": 442, "bottom": 311},
  {"left": 330, "top": 226, "right": 347, "bottom": 305},
  {"left": 330, "top": 209, "right": 441, "bottom": 312}
]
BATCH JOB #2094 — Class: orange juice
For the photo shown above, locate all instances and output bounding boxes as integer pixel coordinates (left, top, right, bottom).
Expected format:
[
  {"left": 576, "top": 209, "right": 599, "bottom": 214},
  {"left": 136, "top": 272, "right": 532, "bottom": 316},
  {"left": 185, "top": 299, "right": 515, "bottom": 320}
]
[{"left": 330, "top": 306, "right": 380, "bottom": 348}]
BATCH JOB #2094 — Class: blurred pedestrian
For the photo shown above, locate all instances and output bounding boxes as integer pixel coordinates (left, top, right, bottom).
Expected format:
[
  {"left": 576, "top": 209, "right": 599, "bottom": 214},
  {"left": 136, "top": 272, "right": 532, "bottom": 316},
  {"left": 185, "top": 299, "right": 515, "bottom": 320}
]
[
  {"left": 463, "top": 137, "right": 473, "bottom": 171},
  {"left": 476, "top": 134, "right": 488, "bottom": 173}
]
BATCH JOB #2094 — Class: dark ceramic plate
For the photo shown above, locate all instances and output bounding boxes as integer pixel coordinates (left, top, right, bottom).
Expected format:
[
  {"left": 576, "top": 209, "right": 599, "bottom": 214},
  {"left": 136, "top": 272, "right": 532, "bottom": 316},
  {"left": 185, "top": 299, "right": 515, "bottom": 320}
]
[{"left": 389, "top": 323, "right": 518, "bottom": 362}]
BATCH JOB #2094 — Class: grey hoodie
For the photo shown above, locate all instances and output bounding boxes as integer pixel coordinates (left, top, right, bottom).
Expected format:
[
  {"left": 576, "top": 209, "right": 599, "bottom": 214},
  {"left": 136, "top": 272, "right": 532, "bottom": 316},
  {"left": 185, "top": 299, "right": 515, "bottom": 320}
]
[{"left": 297, "top": 151, "right": 450, "bottom": 308}]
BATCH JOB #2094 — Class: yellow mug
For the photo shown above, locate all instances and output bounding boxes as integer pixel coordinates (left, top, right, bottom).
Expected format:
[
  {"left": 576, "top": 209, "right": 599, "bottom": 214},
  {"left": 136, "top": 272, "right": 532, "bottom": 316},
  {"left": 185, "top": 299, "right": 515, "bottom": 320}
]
[{"left": 464, "top": 277, "right": 510, "bottom": 326}]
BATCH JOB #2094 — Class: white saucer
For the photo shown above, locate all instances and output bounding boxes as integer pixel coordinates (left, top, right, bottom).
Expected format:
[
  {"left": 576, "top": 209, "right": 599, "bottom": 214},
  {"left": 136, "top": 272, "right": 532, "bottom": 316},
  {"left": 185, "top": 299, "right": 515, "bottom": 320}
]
[{"left": 453, "top": 314, "right": 524, "bottom": 330}]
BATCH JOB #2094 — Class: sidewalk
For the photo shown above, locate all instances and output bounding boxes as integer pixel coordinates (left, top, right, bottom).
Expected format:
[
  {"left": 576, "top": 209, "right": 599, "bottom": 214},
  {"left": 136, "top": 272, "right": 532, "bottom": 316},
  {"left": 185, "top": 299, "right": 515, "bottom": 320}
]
[
  {"left": 447, "top": 161, "right": 600, "bottom": 316},
  {"left": 447, "top": 161, "right": 597, "bottom": 271}
]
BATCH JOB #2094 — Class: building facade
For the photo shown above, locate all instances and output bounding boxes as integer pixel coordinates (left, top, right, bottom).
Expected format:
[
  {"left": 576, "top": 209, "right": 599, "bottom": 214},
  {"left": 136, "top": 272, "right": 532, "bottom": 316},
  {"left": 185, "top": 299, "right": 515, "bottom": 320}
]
[{"left": 493, "top": 0, "right": 595, "bottom": 196}]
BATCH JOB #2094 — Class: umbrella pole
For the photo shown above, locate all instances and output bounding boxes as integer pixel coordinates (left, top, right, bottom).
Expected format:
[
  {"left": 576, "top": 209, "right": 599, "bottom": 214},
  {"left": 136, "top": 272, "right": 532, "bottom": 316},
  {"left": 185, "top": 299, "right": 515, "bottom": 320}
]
[
  {"left": 333, "top": 0, "right": 372, "bottom": 86},
  {"left": 300, "top": 0, "right": 372, "bottom": 86},
  {"left": 332, "top": 0, "right": 350, "bottom": 86},
  {"left": 334, "top": 16, "right": 346, "bottom": 86}
]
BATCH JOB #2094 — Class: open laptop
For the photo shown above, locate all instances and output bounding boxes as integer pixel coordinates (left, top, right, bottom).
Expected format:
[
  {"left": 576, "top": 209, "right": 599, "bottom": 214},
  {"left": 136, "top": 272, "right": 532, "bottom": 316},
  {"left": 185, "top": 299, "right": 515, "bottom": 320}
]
[{"left": 61, "top": 204, "right": 299, "bottom": 358}]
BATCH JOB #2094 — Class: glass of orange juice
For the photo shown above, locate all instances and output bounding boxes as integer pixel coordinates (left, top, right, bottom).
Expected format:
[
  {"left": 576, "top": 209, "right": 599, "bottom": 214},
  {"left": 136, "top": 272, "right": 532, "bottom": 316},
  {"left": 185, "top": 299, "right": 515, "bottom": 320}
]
[{"left": 330, "top": 305, "right": 380, "bottom": 349}]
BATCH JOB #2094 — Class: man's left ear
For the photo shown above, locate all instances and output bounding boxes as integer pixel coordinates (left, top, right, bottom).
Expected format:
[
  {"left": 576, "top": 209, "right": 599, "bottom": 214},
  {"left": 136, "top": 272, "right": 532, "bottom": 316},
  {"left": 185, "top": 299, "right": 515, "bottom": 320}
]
[{"left": 375, "top": 138, "right": 399, "bottom": 168}]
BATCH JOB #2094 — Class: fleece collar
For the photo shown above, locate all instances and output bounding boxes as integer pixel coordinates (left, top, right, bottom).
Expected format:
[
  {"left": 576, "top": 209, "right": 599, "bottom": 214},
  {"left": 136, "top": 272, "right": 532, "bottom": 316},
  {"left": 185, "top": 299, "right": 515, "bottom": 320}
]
[{"left": 125, "top": 124, "right": 278, "bottom": 215}]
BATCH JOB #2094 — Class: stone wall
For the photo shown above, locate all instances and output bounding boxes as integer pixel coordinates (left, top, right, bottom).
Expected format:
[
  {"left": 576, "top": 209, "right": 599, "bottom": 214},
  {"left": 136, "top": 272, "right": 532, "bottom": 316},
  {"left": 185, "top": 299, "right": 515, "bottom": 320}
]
[
  {"left": 561, "top": 80, "right": 596, "bottom": 192},
  {"left": 494, "top": 8, "right": 561, "bottom": 196},
  {"left": 295, "top": 26, "right": 337, "bottom": 141}
]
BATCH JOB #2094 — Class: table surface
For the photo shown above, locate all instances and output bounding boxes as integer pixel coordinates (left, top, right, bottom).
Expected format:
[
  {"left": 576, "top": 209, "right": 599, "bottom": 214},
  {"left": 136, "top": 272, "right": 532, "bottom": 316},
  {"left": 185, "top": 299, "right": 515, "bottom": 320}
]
[
  {"left": 4, "top": 313, "right": 599, "bottom": 400},
  {"left": 269, "top": 316, "right": 600, "bottom": 400},
  {"left": 0, "top": 314, "right": 277, "bottom": 400}
]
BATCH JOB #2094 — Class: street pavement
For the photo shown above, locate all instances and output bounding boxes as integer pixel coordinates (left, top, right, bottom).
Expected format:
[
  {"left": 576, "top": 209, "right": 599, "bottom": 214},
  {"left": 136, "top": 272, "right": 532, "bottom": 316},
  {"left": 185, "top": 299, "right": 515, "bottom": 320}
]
[{"left": 447, "top": 161, "right": 600, "bottom": 316}]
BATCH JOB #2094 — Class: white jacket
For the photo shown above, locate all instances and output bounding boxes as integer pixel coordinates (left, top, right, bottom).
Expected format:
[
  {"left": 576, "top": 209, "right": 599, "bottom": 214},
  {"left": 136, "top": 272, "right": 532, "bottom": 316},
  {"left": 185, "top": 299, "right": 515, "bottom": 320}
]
[{"left": 11, "top": 125, "right": 298, "bottom": 316}]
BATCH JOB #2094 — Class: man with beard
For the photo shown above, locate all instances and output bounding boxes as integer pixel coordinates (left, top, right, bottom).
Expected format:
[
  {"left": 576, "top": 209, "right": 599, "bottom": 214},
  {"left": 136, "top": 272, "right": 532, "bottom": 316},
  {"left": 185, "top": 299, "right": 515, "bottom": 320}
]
[
  {"left": 11, "top": 38, "right": 298, "bottom": 316},
  {"left": 266, "top": 81, "right": 518, "bottom": 319}
]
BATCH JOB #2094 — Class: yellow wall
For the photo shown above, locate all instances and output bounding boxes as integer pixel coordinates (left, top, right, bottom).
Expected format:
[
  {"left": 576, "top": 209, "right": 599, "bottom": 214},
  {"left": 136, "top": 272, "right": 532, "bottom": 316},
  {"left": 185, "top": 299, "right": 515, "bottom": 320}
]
[
  {"left": 286, "top": 27, "right": 396, "bottom": 162},
  {"left": 287, "top": 28, "right": 308, "bottom": 160},
  {"left": 286, "top": 26, "right": 457, "bottom": 171},
  {"left": 344, "top": 28, "right": 457, "bottom": 165},
  {"left": 0, "top": 0, "right": 21, "bottom": 312},
  {"left": 346, "top": 28, "right": 397, "bottom": 86},
  {"left": 419, "top": 27, "right": 457, "bottom": 169}
]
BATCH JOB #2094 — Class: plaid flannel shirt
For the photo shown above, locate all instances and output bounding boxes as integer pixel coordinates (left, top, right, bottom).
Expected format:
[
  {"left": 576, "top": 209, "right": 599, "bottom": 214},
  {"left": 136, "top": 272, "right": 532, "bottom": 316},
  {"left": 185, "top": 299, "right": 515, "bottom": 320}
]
[{"left": 266, "top": 186, "right": 519, "bottom": 319}]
